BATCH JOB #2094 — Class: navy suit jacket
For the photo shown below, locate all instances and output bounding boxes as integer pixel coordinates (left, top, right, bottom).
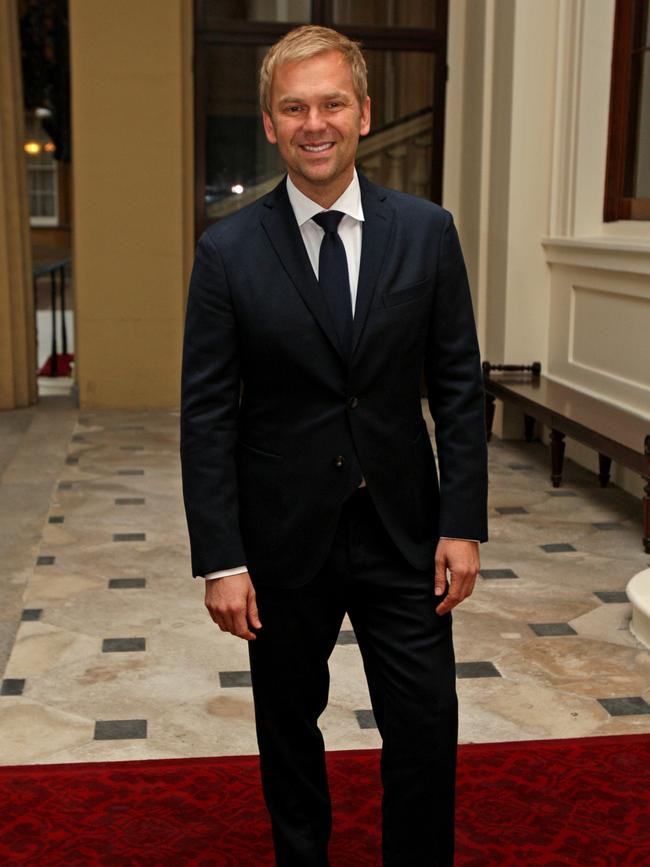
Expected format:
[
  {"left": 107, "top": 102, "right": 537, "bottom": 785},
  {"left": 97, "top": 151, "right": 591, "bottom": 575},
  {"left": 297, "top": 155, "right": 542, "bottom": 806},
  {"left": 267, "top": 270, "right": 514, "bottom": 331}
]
[{"left": 180, "top": 173, "right": 488, "bottom": 587}]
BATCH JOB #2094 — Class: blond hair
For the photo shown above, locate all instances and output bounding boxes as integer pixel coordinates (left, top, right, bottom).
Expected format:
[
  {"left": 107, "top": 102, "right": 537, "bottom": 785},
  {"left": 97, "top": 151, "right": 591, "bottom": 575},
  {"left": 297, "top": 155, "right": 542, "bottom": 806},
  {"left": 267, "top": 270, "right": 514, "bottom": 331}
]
[{"left": 259, "top": 25, "right": 368, "bottom": 115}]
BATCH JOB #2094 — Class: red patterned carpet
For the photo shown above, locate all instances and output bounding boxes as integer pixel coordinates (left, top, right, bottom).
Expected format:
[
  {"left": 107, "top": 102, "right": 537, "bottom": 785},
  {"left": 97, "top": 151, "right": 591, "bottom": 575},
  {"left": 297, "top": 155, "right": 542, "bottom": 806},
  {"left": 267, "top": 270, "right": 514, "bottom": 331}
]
[{"left": 2, "top": 734, "right": 649, "bottom": 865}]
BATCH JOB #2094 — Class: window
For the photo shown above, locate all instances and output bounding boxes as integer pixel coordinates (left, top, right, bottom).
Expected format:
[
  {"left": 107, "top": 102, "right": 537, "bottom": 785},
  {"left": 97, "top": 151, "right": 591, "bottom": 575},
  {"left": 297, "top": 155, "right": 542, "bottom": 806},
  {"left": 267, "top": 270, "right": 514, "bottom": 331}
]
[
  {"left": 604, "top": 0, "right": 650, "bottom": 221},
  {"left": 194, "top": 0, "right": 449, "bottom": 235},
  {"left": 24, "top": 114, "right": 59, "bottom": 226}
]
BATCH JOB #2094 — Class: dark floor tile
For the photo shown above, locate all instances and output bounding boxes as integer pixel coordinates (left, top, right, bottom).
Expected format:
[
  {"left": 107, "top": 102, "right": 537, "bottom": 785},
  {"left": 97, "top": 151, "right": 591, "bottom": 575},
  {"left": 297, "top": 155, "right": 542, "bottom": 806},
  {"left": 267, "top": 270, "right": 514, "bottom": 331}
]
[
  {"left": 336, "top": 630, "right": 358, "bottom": 645},
  {"left": 36, "top": 555, "right": 55, "bottom": 566},
  {"left": 548, "top": 490, "right": 577, "bottom": 497},
  {"left": 456, "top": 661, "right": 501, "bottom": 679},
  {"left": 1, "top": 679, "right": 25, "bottom": 696},
  {"left": 529, "top": 622, "right": 577, "bottom": 636},
  {"left": 113, "top": 533, "right": 146, "bottom": 542},
  {"left": 592, "top": 522, "right": 623, "bottom": 531},
  {"left": 58, "top": 482, "right": 72, "bottom": 490},
  {"left": 594, "top": 590, "right": 629, "bottom": 604},
  {"left": 117, "top": 469, "right": 145, "bottom": 476},
  {"left": 355, "top": 709, "right": 377, "bottom": 729},
  {"left": 109, "top": 578, "right": 147, "bottom": 589},
  {"left": 102, "top": 637, "right": 146, "bottom": 652},
  {"left": 94, "top": 719, "right": 147, "bottom": 740},
  {"left": 219, "top": 671, "right": 252, "bottom": 688},
  {"left": 597, "top": 697, "right": 650, "bottom": 717},
  {"left": 495, "top": 506, "right": 529, "bottom": 515},
  {"left": 480, "top": 568, "right": 519, "bottom": 580},
  {"left": 21, "top": 609, "right": 42, "bottom": 621},
  {"left": 115, "top": 498, "right": 145, "bottom": 505},
  {"left": 508, "top": 463, "right": 534, "bottom": 470},
  {"left": 65, "top": 457, "right": 79, "bottom": 465},
  {"left": 540, "top": 543, "right": 576, "bottom": 553},
  {"left": 48, "top": 516, "right": 64, "bottom": 524}
]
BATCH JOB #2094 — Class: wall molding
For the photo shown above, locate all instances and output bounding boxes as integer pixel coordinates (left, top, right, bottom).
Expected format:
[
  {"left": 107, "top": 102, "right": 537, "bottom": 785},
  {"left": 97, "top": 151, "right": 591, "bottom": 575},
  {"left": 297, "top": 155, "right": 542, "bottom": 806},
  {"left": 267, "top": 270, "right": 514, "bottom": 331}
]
[{"left": 542, "top": 235, "right": 650, "bottom": 275}]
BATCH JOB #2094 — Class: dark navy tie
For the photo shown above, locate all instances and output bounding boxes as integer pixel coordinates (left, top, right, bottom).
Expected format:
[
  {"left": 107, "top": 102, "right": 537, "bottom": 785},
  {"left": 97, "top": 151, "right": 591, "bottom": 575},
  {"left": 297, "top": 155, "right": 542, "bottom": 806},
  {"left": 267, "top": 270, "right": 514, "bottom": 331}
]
[{"left": 312, "top": 210, "right": 353, "bottom": 358}]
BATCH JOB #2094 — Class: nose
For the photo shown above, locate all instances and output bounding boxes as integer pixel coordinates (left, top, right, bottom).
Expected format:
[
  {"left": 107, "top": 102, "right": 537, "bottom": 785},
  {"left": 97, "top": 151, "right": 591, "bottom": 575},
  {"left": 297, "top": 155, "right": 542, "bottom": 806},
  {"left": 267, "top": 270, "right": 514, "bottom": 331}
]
[{"left": 302, "top": 107, "right": 327, "bottom": 132}]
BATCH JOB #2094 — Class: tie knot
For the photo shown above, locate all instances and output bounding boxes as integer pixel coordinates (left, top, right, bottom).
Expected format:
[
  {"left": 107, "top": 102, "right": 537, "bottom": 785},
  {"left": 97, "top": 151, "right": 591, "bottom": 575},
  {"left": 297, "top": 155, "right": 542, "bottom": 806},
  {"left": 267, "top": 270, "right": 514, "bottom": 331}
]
[{"left": 312, "top": 210, "right": 345, "bottom": 234}]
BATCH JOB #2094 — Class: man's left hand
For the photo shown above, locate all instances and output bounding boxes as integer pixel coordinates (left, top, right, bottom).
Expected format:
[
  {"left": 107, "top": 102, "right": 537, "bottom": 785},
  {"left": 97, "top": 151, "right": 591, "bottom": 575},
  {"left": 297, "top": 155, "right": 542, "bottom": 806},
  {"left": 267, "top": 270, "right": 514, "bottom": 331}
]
[{"left": 434, "top": 538, "right": 480, "bottom": 616}]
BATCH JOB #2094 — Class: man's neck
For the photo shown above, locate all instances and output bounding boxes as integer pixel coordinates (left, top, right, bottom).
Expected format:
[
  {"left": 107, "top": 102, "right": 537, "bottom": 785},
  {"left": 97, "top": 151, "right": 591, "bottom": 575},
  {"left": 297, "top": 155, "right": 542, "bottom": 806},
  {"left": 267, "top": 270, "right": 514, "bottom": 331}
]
[{"left": 287, "top": 169, "right": 355, "bottom": 209}]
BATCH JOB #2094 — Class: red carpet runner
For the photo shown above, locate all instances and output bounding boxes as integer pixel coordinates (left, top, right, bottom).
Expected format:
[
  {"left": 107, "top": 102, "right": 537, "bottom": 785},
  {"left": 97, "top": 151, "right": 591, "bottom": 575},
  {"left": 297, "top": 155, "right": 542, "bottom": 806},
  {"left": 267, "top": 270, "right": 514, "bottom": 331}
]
[{"left": 1, "top": 734, "right": 649, "bottom": 865}]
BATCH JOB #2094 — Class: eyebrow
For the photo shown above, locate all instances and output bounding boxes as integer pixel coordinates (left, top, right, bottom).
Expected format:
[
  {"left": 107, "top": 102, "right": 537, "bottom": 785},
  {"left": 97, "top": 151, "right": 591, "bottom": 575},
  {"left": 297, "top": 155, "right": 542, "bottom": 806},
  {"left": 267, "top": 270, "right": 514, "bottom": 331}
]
[{"left": 278, "top": 91, "right": 350, "bottom": 105}]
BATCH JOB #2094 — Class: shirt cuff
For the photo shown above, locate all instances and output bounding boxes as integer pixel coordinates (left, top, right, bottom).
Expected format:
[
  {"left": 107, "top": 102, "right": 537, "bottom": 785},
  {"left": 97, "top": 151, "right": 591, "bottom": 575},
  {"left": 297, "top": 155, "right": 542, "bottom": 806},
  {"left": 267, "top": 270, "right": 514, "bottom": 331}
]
[
  {"left": 202, "top": 566, "right": 248, "bottom": 581},
  {"left": 439, "top": 537, "right": 480, "bottom": 543}
]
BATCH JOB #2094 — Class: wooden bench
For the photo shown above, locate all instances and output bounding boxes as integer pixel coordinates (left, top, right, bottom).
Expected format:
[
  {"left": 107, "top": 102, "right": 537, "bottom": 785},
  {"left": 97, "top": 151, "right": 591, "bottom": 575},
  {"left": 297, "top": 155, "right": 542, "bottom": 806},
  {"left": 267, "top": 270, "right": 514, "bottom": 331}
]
[{"left": 482, "top": 362, "right": 650, "bottom": 553}]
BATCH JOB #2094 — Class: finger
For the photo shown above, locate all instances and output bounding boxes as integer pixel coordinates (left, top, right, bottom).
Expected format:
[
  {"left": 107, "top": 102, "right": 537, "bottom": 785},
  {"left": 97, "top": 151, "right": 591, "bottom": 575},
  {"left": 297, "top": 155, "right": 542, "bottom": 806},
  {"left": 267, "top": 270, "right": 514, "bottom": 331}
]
[
  {"left": 232, "top": 609, "right": 257, "bottom": 641},
  {"left": 247, "top": 594, "right": 262, "bottom": 630},
  {"left": 436, "top": 573, "right": 476, "bottom": 615},
  {"left": 434, "top": 559, "right": 448, "bottom": 596},
  {"left": 436, "top": 594, "right": 457, "bottom": 616}
]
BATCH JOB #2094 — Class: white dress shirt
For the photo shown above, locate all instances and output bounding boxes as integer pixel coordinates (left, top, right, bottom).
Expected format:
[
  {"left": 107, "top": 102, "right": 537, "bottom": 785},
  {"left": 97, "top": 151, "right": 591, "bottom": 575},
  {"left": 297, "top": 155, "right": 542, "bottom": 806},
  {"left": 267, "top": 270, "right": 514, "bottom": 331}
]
[{"left": 203, "top": 172, "right": 474, "bottom": 581}]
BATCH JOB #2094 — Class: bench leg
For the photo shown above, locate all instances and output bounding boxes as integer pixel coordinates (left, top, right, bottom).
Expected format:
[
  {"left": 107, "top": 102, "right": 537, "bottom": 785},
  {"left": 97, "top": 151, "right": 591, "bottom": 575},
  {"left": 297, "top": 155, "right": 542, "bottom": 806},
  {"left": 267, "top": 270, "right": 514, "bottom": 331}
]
[
  {"left": 524, "top": 414, "right": 535, "bottom": 443},
  {"left": 550, "top": 429, "right": 565, "bottom": 488},
  {"left": 485, "top": 394, "right": 496, "bottom": 442},
  {"left": 598, "top": 453, "right": 612, "bottom": 488}
]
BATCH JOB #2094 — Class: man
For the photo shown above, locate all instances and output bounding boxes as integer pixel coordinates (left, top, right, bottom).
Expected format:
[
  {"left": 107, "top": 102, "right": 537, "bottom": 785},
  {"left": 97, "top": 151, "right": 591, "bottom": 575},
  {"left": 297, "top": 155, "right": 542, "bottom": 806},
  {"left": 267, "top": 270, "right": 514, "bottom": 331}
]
[{"left": 181, "top": 25, "right": 488, "bottom": 867}]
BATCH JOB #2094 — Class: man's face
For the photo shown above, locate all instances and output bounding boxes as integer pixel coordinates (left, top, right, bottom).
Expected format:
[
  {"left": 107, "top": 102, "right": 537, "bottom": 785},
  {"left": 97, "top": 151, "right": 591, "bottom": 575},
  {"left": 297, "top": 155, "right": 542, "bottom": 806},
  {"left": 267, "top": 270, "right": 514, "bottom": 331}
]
[{"left": 262, "top": 50, "right": 371, "bottom": 203}]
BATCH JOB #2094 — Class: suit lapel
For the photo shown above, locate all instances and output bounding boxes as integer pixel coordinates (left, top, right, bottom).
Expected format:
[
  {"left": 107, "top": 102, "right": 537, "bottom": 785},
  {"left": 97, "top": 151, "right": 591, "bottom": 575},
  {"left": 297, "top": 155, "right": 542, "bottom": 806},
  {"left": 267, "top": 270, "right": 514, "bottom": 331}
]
[
  {"left": 260, "top": 178, "right": 343, "bottom": 361},
  {"left": 351, "top": 174, "right": 395, "bottom": 359}
]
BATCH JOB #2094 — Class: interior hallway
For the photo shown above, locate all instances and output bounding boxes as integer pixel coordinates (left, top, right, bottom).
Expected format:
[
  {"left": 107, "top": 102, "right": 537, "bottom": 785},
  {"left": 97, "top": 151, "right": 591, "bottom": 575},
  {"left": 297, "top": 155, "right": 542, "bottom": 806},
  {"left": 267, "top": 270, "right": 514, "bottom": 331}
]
[{"left": 0, "top": 396, "right": 648, "bottom": 766}]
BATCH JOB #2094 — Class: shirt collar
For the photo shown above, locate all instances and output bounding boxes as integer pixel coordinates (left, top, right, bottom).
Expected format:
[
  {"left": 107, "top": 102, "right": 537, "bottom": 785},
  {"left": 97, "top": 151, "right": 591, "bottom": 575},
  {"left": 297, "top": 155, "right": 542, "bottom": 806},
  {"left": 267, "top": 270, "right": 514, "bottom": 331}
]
[{"left": 286, "top": 169, "right": 364, "bottom": 227}]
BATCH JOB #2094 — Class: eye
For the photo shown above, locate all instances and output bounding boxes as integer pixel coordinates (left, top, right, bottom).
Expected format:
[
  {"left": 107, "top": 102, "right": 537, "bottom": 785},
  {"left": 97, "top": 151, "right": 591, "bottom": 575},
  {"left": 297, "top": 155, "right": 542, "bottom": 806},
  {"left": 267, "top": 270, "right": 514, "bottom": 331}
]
[{"left": 285, "top": 104, "right": 304, "bottom": 114}]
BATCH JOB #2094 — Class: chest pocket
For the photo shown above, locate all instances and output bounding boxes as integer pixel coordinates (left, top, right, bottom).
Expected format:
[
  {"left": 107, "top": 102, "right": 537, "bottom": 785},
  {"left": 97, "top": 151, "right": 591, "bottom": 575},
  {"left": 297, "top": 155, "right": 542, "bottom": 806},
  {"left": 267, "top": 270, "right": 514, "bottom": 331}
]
[{"left": 381, "top": 277, "right": 433, "bottom": 309}]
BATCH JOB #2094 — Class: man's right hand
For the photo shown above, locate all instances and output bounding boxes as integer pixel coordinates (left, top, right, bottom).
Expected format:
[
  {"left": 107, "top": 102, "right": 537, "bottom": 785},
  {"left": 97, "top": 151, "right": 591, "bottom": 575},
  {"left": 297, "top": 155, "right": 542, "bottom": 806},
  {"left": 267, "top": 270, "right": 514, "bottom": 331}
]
[{"left": 204, "top": 572, "right": 262, "bottom": 641}]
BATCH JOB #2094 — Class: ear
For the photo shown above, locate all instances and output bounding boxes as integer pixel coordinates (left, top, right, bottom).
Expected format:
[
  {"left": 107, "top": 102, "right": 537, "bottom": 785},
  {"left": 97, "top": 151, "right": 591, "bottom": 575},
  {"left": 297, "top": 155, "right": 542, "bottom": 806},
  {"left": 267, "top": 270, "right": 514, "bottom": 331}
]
[
  {"left": 359, "top": 96, "right": 371, "bottom": 138},
  {"left": 262, "top": 111, "right": 277, "bottom": 145}
]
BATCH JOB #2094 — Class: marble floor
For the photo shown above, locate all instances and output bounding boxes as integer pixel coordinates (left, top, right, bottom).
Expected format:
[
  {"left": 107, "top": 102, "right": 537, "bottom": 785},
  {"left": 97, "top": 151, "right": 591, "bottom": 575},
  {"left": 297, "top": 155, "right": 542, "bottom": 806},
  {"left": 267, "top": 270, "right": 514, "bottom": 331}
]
[{"left": 0, "top": 396, "right": 649, "bottom": 766}]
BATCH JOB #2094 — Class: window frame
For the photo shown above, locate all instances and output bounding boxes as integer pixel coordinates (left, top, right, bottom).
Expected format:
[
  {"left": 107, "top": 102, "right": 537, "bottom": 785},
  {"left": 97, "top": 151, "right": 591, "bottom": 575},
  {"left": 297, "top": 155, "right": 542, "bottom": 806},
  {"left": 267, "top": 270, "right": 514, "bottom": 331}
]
[
  {"left": 604, "top": 0, "right": 650, "bottom": 221},
  {"left": 193, "top": 0, "right": 449, "bottom": 237}
]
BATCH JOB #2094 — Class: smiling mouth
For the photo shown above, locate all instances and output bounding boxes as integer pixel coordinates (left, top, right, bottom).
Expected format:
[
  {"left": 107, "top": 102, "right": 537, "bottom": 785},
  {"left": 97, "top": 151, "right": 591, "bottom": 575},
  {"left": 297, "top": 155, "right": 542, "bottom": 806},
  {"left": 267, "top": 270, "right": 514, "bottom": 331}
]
[{"left": 300, "top": 142, "right": 334, "bottom": 153}]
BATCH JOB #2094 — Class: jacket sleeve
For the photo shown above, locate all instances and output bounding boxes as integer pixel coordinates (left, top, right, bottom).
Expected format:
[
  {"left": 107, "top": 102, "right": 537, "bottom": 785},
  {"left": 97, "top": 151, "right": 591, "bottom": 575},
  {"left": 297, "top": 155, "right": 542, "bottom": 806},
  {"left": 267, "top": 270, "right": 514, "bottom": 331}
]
[
  {"left": 180, "top": 231, "right": 246, "bottom": 577},
  {"left": 424, "top": 212, "right": 488, "bottom": 542}
]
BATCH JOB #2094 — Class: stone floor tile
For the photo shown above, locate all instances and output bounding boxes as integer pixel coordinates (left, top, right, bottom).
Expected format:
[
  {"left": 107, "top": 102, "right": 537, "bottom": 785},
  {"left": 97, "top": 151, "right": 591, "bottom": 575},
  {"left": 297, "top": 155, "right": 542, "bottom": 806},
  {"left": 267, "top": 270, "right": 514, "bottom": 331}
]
[
  {"left": 1, "top": 678, "right": 25, "bottom": 696},
  {"left": 479, "top": 568, "right": 519, "bottom": 579},
  {"left": 336, "top": 629, "right": 358, "bottom": 645},
  {"left": 597, "top": 696, "right": 650, "bottom": 717},
  {"left": 102, "top": 637, "right": 146, "bottom": 653},
  {"left": 529, "top": 623, "right": 578, "bottom": 637},
  {"left": 1, "top": 406, "right": 648, "bottom": 766},
  {"left": 354, "top": 709, "right": 377, "bottom": 729},
  {"left": 108, "top": 578, "right": 147, "bottom": 589},
  {"left": 540, "top": 543, "right": 576, "bottom": 553},
  {"left": 94, "top": 719, "right": 148, "bottom": 740},
  {"left": 594, "top": 590, "right": 629, "bottom": 603},
  {"left": 219, "top": 671, "right": 252, "bottom": 688},
  {"left": 456, "top": 661, "right": 501, "bottom": 678}
]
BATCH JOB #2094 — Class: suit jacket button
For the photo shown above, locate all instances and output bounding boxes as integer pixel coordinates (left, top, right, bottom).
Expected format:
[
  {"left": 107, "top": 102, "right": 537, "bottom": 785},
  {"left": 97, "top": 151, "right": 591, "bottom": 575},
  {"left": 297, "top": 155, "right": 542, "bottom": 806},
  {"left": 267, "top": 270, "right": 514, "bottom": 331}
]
[
  {"left": 347, "top": 396, "right": 359, "bottom": 409},
  {"left": 333, "top": 455, "right": 346, "bottom": 468}
]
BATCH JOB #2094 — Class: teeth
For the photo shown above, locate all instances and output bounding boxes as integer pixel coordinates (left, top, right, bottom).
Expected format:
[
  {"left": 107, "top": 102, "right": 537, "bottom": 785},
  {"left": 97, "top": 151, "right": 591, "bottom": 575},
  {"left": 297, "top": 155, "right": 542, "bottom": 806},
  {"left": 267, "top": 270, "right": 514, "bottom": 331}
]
[{"left": 302, "top": 143, "right": 332, "bottom": 152}]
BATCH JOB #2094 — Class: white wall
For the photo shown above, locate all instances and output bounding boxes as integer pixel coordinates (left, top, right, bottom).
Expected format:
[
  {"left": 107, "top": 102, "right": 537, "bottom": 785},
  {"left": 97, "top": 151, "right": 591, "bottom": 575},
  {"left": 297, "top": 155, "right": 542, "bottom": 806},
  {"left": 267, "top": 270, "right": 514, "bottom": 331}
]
[{"left": 445, "top": 0, "right": 649, "bottom": 498}]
